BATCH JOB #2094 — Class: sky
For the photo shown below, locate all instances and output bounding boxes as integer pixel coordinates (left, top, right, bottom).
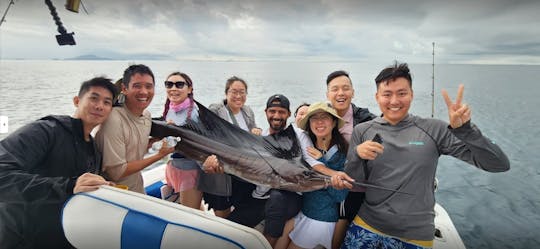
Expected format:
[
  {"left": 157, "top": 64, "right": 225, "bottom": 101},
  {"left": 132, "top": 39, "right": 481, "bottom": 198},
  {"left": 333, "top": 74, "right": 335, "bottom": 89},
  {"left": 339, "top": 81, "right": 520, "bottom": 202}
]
[{"left": 0, "top": 0, "right": 539, "bottom": 64}]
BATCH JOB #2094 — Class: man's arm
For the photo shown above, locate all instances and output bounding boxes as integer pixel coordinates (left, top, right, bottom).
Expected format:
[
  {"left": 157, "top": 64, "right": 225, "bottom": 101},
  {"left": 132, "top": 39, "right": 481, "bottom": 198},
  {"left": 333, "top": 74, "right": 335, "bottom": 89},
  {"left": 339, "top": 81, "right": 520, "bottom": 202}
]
[
  {"left": 73, "top": 173, "right": 112, "bottom": 193},
  {"left": 295, "top": 126, "right": 354, "bottom": 188},
  {"left": 294, "top": 127, "right": 321, "bottom": 167},
  {"left": 120, "top": 143, "right": 174, "bottom": 178},
  {"left": 344, "top": 126, "right": 369, "bottom": 187},
  {"left": 440, "top": 84, "right": 510, "bottom": 172},
  {"left": 440, "top": 121, "right": 510, "bottom": 172}
]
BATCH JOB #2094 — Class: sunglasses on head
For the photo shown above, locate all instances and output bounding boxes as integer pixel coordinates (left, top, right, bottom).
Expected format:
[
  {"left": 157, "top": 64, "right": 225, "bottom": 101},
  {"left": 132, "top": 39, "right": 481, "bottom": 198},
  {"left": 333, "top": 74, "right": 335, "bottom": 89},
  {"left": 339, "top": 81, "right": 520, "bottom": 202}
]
[{"left": 164, "top": 81, "right": 188, "bottom": 89}]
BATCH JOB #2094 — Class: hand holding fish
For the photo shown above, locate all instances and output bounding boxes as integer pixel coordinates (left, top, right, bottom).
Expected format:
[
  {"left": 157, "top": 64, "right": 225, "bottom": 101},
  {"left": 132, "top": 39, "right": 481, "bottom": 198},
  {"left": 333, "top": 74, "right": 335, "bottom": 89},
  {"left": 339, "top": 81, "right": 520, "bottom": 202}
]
[
  {"left": 250, "top": 127, "right": 262, "bottom": 136},
  {"left": 202, "top": 154, "right": 223, "bottom": 174},
  {"left": 442, "top": 84, "right": 471, "bottom": 129},
  {"left": 330, "top": 171, "right": 354, "bottom": 190},
  {"left": 356, "top": 140, "right": 384, "bottom": 160},
  {"left": 157, "top": 140, "right": 175, "bottom": 156}
]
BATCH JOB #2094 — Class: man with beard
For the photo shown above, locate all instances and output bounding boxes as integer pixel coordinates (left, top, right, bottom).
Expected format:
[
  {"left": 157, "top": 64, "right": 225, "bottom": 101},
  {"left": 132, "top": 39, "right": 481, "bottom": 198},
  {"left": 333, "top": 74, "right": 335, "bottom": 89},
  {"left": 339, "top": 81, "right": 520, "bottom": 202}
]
[
  {"left": 205, "top": 94, "right": 324, "bottom": 247},
  {"left": 256, "top": 94, "right": 327, "bottom": 247}
]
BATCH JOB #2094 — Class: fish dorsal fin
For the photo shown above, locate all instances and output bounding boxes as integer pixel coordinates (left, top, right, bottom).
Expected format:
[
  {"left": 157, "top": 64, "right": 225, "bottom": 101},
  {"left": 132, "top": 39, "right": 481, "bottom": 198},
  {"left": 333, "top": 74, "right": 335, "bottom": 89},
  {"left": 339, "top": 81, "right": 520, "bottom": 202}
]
[
  {"left": 182, "top": 101, "right": 271, "bottom": 155},
  {"left": 190, "top": 101, "right": 307, "bottom": 167},
  {"left": 261, "top": 125, "right": 302, "bottom": 160}
]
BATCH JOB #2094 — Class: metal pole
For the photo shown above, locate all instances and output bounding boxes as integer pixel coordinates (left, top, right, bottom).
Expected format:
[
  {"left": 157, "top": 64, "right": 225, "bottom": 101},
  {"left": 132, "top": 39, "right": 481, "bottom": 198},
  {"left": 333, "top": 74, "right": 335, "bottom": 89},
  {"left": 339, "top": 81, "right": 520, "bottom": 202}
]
[
  {"left": 431, "top": 42, "right": 435, "bottom": 118},
  {"left": 44, "top": 0, "right": 76, "bottom": 45}
]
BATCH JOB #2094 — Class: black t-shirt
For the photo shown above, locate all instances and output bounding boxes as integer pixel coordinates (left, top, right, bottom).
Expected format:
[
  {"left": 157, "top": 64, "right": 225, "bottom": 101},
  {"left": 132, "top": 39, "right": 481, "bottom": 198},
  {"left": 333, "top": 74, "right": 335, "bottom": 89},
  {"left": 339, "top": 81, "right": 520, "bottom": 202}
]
[{"left": 83, "top": 140, "right": 99, "bottom": 174}]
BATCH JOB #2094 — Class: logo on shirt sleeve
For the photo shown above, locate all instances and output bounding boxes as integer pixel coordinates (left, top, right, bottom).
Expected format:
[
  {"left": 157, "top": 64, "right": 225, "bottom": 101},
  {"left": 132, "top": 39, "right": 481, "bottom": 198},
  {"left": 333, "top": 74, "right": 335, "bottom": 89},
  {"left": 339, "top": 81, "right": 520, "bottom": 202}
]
[{"left": 408, "top": 141, "right": 425, "bottom": 146}]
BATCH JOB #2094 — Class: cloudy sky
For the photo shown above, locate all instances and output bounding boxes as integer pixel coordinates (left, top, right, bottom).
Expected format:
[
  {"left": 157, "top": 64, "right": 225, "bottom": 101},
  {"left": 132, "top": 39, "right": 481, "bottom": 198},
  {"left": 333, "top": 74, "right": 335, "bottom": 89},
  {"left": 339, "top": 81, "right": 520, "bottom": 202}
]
[{"left": 1, "top": 0, "right": 539, "bottom": 64}]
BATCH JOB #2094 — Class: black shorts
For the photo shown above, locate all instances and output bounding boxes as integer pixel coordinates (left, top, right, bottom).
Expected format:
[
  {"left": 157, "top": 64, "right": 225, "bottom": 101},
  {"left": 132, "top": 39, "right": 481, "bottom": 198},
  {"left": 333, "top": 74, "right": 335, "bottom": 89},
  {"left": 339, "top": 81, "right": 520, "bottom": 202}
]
[
  {"left": 264, "top": 189, "right": 302, "bottom": 237},
  {"left": 203, "top": 192, "right": 232, "bottom": 211},
  {"left": 227, "top": 177, "right": 266, "bottom": 227},
  {"left": 339, "top": 191, "right": 365, "bottom": 222}
]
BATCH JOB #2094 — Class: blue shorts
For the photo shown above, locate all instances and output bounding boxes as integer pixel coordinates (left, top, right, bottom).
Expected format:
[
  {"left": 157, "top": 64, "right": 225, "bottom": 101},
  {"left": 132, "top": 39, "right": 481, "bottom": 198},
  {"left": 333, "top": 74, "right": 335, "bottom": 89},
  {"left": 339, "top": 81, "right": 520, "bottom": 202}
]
[{"left": 341, "top": 215, "right": 433, "bottom": 249}]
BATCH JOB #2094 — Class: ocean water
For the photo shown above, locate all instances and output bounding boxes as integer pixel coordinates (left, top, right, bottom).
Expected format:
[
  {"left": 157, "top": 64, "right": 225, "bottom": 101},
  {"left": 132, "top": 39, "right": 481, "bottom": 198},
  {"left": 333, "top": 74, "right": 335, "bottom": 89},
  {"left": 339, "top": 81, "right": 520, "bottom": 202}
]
[{"left": 1, "top": 60, "right": 539, "bottom": 248}]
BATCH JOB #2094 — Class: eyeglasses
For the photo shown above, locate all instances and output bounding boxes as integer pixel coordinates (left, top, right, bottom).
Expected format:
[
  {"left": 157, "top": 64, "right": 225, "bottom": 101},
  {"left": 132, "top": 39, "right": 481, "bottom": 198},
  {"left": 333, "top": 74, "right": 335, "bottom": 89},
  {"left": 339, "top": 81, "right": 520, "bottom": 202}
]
[
  {"left": 164, "top": 81, "right": 188, "bottom": 89},
  {"left": 310, "top": 113, "right": 333, "bottom": 122},
  {"left": 228, "top": 90, "right": 247, "bottom": 96}
]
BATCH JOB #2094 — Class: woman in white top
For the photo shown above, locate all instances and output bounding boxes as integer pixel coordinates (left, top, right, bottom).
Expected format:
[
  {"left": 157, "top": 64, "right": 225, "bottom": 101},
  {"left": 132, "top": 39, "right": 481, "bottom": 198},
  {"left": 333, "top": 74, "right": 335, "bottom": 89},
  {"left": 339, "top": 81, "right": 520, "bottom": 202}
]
[{"left": 198, "top": 76, "right": 262, "bottom": 218}]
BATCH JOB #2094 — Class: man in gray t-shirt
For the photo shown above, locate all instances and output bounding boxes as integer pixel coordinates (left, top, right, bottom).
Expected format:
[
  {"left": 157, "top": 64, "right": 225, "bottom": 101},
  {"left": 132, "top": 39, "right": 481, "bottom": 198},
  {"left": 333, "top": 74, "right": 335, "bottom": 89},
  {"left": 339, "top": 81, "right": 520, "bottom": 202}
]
[{"left": 341, "top": 62, "right": 509, "bottom": 249}]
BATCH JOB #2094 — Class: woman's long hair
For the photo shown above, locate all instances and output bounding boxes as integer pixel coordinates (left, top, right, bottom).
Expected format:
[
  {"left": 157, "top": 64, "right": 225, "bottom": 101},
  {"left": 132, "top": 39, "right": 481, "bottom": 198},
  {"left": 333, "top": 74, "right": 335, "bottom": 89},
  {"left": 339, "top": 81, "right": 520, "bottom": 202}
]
[
  {"left": 307, "top": 116, "right": 348, "bottom": 154},
  {"left": 162, "top": 72, "right": 195, "bottom": 121}
]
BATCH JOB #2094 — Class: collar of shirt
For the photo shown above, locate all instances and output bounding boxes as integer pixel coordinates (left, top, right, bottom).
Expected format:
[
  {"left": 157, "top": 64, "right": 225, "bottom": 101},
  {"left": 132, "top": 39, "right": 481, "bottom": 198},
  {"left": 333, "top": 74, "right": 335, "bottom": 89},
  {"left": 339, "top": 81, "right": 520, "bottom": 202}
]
[{"left": 339, "top": 104, "right": 354, "bottom": 141}]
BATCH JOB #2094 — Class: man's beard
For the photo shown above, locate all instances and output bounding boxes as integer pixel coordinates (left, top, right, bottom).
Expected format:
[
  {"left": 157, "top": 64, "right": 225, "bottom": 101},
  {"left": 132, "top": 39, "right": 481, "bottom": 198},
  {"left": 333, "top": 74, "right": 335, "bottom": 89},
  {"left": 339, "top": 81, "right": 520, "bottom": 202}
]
[{"left": 269, "top": 118, "right": 286, "bottom": 131}]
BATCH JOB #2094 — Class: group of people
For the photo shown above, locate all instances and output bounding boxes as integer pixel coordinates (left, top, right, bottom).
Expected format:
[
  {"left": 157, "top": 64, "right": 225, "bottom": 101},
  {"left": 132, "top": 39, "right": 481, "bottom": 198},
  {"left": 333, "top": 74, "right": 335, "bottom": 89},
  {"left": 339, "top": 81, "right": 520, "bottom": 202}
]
[{"left": 0, "top": 62, "right": 509, "bottom": 249}]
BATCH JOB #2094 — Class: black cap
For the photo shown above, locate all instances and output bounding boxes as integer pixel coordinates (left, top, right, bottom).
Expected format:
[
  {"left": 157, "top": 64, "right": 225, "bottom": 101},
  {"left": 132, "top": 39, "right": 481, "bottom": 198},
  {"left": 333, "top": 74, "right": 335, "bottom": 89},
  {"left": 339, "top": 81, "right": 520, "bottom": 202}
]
[{"left": 266, "top": 94, "right": 290, "bottom": 112}]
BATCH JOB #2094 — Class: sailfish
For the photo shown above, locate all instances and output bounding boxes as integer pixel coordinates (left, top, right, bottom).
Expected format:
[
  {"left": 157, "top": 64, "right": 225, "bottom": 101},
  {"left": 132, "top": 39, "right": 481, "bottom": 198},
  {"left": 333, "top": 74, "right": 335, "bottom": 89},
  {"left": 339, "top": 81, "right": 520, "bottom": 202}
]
[{"left": 150, "top": 101, "right": 408, "bottom": 194}]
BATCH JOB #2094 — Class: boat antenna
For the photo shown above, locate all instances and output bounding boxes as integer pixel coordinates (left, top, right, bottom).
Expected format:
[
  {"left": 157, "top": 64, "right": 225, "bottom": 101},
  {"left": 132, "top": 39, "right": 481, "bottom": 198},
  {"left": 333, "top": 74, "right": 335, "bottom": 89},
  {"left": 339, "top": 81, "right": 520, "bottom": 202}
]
[
  {"left": 431, "top": 42, "right": 435, "bottom": 118},
  {"left": 0, "top": 0, "right": 15, "bottom": 28},
  {"left": 44, "top": 0, "right": 76, "bottom": 46}
]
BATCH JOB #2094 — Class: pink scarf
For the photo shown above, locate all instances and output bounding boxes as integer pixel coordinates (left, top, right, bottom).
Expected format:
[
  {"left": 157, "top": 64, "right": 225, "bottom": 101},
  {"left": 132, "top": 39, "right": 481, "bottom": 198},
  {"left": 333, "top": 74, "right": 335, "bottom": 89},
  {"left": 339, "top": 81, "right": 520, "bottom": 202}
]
[{"left": 169, "top": 98, "right": 191, "bottom": 113}]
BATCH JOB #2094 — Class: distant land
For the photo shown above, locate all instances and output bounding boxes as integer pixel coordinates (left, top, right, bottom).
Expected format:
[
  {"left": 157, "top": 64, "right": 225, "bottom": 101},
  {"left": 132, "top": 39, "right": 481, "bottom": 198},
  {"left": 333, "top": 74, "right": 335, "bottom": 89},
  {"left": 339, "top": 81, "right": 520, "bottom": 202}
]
[
  {"left": 64, "top": 54, "right": 113, "bottom": 60},
  {"left": 4, "top": 55, "right": 538, "bottom": 65},
  {"left": 63, "top": 53, "right": 174, "bottom": 61}
]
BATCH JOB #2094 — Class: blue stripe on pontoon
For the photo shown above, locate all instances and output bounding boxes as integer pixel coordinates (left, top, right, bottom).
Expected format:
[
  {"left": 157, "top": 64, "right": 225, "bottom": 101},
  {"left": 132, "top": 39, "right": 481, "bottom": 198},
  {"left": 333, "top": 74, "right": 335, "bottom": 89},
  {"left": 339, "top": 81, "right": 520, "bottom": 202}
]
[
  {"left": 77, "top": 193, "right": 246, "bottom": 249},
  {"left": 121, "top": 211, "right": 166, "bottom": 249}
]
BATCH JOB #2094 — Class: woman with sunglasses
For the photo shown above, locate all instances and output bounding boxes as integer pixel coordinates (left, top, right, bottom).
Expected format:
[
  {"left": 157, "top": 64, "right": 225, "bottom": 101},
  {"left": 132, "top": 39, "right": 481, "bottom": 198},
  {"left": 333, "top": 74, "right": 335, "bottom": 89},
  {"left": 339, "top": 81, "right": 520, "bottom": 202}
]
[
  {"left": 160, "top": 72, "right": 204, "bottom": 210},
  {"left": 198, "top": 76, "right": 262, "bottom": 218}
]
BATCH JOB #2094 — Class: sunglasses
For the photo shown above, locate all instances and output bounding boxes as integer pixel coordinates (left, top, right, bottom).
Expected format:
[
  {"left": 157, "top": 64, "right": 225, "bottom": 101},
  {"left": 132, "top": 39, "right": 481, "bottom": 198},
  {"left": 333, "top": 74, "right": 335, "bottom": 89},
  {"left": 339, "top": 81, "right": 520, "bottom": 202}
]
[{"left": 164, "top": 81, "right": 188, "bottom": 89}]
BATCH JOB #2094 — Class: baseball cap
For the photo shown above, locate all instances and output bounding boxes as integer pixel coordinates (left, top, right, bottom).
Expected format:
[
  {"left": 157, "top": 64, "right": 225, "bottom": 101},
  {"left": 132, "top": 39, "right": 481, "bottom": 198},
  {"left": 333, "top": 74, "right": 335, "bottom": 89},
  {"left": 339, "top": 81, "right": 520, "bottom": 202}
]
[{"left": 265, "top": 94, "right": 290, "bottom": 112}]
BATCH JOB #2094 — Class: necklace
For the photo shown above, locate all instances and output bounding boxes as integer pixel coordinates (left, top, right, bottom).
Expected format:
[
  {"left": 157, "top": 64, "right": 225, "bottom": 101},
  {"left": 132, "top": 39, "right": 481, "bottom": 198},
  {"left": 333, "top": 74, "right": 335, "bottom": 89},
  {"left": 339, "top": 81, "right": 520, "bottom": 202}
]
[{"left": 317, "top": 136, "right": 331, "bottom": 155}]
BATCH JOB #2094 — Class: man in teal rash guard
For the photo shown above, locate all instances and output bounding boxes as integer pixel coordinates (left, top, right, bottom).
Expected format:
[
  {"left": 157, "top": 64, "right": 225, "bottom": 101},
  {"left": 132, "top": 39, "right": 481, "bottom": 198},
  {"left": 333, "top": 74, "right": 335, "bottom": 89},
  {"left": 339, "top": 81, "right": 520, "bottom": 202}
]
[{"left": 341, "top": 62, "right": 510, "bottom": 249}]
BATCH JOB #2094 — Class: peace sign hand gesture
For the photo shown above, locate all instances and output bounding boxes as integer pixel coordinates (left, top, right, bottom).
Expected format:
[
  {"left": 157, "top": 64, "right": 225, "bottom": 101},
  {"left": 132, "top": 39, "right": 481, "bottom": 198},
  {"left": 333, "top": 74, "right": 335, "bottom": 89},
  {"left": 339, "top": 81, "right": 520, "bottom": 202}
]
[{"left": 442, "top": 84, "right": 471, "bottom": 129}]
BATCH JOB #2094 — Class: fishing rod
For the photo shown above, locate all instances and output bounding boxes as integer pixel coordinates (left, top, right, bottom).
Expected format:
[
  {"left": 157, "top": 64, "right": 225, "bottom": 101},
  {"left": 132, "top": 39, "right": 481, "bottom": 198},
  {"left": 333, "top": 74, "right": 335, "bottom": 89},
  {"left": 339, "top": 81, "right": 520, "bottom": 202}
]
[
  {"left": 0, "top": 0, "right": 15, "bottom": 28},
  {"left": 349, "top": 180, "right": 413, "bottom": 195},
  {"left": 431, "top": 42, "right": 435, "bottom": 118}
]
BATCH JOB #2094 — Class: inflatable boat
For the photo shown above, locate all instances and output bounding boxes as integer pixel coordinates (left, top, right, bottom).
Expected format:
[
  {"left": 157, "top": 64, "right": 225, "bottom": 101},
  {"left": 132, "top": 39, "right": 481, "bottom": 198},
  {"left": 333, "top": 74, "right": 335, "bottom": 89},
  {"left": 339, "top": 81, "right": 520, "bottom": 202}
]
[{"left": 62, "top": 164, "right": 465, "bottom": 249}]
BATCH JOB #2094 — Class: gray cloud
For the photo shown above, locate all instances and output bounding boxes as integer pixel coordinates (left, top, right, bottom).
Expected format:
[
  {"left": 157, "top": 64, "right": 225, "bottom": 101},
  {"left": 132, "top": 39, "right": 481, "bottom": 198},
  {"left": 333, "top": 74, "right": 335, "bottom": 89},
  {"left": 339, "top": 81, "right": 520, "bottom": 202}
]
[{"left": 1, "top": 0, "right": 538, "bottom": 64}]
